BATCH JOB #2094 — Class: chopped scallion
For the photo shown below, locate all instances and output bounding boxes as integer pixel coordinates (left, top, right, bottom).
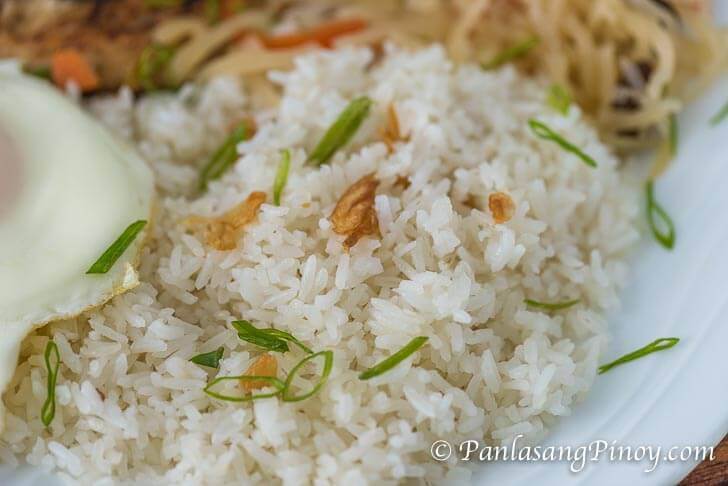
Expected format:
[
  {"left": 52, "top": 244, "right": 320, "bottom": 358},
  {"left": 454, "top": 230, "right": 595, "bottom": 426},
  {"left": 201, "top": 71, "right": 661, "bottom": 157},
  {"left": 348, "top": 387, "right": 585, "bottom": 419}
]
[
  {"left": 190, "top": 347, "right": 224, "bottom": 368},
  {"left": 598, "top": 337, "right": 679, "bottom": 374},
  {"left": 135, "top": 44, "right": 177, "bottom": 91},
  {"left": 668, "top": 114, "right": 678, "bottom": 157},
  {"left": 481, "top": 36, "right": 539, "bottom": 70},
  {"left": 528, "top": 119, "right": 598, "bottom": 168},
  {"left": 646, "top": 181, "right": 675, "bottom": 249},
  {"left": 281, "top": 350, "right": 333, "bottom": 402},
  {"left": 231, "top": 320, "right": 312, "bottom": 354},
  {"left": 41, "top": 340, "right": 60, "bottom": 427},
  {"left": 710, "top": 99, "right": 728, "bottom": 126},
  {"left": 308, "top": 97, "right": 372, "bottom": 166},
  {"left": 86, "top": 220, "right": 147, "bottom": 274},
  {"left": 547, "top": 84, "right": 571, "bottom": 115},
  {"left": 23, "top": 64, "right": 52, "bottom": 81},
  {"left": 359, "top": 336, "right": 428, "bottom": 380},
  {"left": 204, "top": 375, "right": 285, "bottom": 402},
  {"left": 525, "top": 298, "right": 580, "bottom": 311},
  {"left": 232, "top": 320, "right": 288, "bottom": 352},
  {"left": 262, "top": 328, "right": 313, "bottom": 354},
  {"left": 273, "top": 149, "right": 291, "bottom": 206},
  {"left": 199, "top": 122, "right": 249, "bottom": 191}
]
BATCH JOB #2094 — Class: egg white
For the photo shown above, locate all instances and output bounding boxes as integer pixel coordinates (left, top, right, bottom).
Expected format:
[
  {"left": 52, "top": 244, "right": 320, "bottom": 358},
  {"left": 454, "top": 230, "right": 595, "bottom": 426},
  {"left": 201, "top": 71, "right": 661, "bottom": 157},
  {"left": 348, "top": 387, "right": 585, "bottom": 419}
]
[{"left": 0, "top": 73, "right": 155, "bottom": 432}]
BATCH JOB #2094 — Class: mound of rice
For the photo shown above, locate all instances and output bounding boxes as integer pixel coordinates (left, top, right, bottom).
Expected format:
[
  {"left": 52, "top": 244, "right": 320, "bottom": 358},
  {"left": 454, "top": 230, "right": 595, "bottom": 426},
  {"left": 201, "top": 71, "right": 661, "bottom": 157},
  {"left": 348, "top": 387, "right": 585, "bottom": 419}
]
[{"left": 0, "top": 45, "right": 639, "bottom": 484}]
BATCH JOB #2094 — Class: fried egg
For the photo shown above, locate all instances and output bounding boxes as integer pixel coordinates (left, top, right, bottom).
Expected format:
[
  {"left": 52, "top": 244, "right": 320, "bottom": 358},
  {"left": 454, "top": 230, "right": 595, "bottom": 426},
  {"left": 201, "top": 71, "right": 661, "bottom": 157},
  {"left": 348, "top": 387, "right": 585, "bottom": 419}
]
[{"left": 0, "top": 72, "right": 154, "bottom": 431}]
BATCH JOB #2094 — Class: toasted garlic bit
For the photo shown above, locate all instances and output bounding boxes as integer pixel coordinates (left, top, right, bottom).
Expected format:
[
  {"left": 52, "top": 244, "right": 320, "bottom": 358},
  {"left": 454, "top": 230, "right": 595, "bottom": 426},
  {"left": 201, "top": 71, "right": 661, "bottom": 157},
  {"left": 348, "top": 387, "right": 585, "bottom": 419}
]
[
  {"left": 330, "top": 173, "right": 380, "bottom": 249},
  {"left": 394, "top": 174, "right": 411, "bottom": 190},
  {"left": 188, "top": 191, "right": 266, "bottom": 250},
  {"left": 488, "top": 191, "right": 515, "bottom": 224},
  {"left": 241, "top": 354, "right": 278, "bottom": 392},
  {"left": 381, "top": 103, "right": 407, "bottom": 153}
]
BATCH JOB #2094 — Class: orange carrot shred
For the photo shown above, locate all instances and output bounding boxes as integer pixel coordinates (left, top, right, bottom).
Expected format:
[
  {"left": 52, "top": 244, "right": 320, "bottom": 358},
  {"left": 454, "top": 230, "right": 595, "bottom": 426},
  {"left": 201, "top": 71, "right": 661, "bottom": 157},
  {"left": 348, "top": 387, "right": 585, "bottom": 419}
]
[
  {"left": 262, "top": 18, "right": 368, "bottom": 50},
  {"left": 51, "top": 49, "right": 99, "bottom": 92},
  {"left": 241, "top": 354, "right": 278, "bottom": 392}
]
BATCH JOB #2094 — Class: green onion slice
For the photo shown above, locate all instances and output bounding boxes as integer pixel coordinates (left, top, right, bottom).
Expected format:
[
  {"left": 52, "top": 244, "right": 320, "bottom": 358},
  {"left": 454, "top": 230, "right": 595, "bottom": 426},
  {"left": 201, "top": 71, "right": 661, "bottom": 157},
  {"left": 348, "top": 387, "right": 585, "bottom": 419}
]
[
  {"left": 525, "top": 298, "right": 580, "bottom": 311},
  {"left": 481, "top": 36, "right": 539, "bottom": 70},
  {"left": 231, "top": 320, "right": 313, "bottom": 354},
  {"left": 528, "top": 119, "right": 598, "bottom": 168},
  {"left": 598, "top": 337, "right": 680, "bottom": 374},
  {"left": 86, "top": 220, "right": 147, "bottom": 274},
  {"left": 273, "top": 149, "right": 291, "bottom": 206},
  {"left": 232, "top": 320, "right": 288, "bottom": 352},
  {"left": 23, "top": 64, "right": 52, "bottom": 81},
  {"left": 308, "top": 97, "right": 372, "bottom": 166},
  {"left": 190, "top": 347, "right": 224, "bottom": 368},
  {"left": 668, "top": 114, "right": 678, "bottom": 157},
  {"left": 204, "top": 375, "right": 286, "bottom": 402},
  {"left": 547, "top": 84, "right": 571, "bottom": 115},
  {"left": 359, "top": 336, "right": 428, "bottom": 381},
  {"left": 281, "top": 350, "right": 334, "bottom": 402},
  {"left": 41, "top": 340, "right": 60, "bottom": 427},
  {"left": 135, "top": 44, "right": 177, "bottom": 91},
  {"left": 646, "top": 181, "right": 676, "bottom": 250},
  {"left": 262, "top": 328, "right": 313, "bottom": 354},
  {"left": 710, "top": 99, "right": 728, "bottom": 126},
  {"left": 199, "top": 122, "right": 249, "bottom": 191}
]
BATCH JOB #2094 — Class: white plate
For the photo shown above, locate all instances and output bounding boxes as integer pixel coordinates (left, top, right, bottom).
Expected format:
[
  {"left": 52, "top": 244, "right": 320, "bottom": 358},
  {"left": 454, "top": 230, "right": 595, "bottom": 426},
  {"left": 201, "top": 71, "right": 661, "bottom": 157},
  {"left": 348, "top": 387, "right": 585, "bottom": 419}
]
[{"left": 2, "top": 9, "right": 728, "bottom": 486}]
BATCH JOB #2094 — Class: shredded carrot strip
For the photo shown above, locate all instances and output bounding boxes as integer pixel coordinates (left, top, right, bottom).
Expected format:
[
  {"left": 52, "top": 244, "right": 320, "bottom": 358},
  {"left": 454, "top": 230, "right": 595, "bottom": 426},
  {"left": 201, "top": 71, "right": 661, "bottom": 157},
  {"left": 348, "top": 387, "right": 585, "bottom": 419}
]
[
  {"left": 262, "top": 18, "right": 368, "bottom": 49},
  {"left": 51, "top": 49, "right": 99, "bottom": 92}
]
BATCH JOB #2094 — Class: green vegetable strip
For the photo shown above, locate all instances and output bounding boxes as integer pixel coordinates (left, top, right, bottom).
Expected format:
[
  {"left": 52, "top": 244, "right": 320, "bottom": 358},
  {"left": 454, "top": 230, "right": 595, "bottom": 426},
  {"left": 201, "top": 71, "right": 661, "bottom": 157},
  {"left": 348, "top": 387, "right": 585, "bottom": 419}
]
[
  {"left": 281, "top": 350, "right": 334, "bottom": 402},
  {"left": 136, "top": 44, "right": 177, "bottom": 91},
  {"left": 262, "top": 328, "right": 313, "bottom": 354},
  {"left": 23, "top": 64, "right": 52, "bottom": 81},
  {"left": 528, "top": 119, "right": 598, "bottom": 168},
  {"left": 190, "top": 347, "right": 225, "bottom": 368},
  {"left": 86, "top": 220, "right": 147, "bottom": 274},
  {"left": 481, "top": 36, "right": 540, "bottom": 70},
  {"left": 41, "top": 341, "right": 60, "bottom": 427},
  {"left": 646, "top": 181, "right": 676, "bottom": 250},
  {"left": 525, "top": 298, "right": 580, "bottom": 311},
  {"left": 199, "top": 122, "right": 249, "bottom": 191},
  {"left": 359, "top": 336, "right": 428, "bottom": 381},
  {"left": 669, "top": 114, "right": 678, "bottom": 156},
  {"left": 598, "top": 337, "right": 680, "bottom": 374},
  {"left": 547, "top": 84, "right": 571, "bottom": 115},
  {"left": 204, "top": 375, "right": 286, "bottom": 402},
  {"left": 232, "top": 320, "right": 289, "bottom": 352},
  {"left": 710, "top": 99, "right": 728, "bottom": 126},
  {"left": 273, "top": 149, "right": 291, "bottom": 206},
  {"left": 231, "top": 320, "right": 312, "bottom": 354},
  {"left": 308, "top": 97, "right": 373, "bottom": 166}
]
